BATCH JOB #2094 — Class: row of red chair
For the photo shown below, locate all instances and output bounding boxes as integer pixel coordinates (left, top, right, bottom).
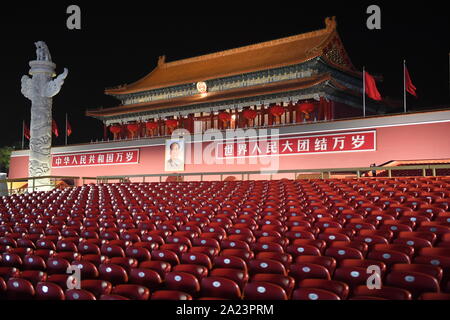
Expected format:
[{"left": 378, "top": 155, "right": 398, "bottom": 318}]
[{"left": 1, "top": 177, "right": 449, "bottom": 299}]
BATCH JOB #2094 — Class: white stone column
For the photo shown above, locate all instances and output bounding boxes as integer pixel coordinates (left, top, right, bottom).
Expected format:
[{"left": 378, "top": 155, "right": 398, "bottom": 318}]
[{"left": 21, "top": 42, "right": 68, "bottom": 192}]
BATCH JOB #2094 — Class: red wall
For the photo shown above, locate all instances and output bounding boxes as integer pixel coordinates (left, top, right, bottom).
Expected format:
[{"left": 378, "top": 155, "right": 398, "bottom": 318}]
[{"left": 9, "top": 121, "right": 450, "bottom": 181}]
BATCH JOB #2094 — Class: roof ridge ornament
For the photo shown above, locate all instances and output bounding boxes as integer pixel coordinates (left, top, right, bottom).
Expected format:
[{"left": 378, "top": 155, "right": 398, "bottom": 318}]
[
  {"left": 158, "top": 55, "right": 166, "bottom": 66},
  {"left": 325, "top": 16, "right": 337, "bottom": 30}
]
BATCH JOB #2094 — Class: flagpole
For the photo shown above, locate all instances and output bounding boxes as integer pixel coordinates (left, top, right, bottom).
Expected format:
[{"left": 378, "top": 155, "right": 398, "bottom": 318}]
[
  {"left": 403, "top": 60, "right": 407, "bottom": 113},
  {"left": 22, "top": 120, "right": 25, "bottom": 150},
  {"left": 362, "top": 66, "right": 366, "bottom": 117},
  {"left": 65, "top": 113, "right": 68, "bottom": 146}
]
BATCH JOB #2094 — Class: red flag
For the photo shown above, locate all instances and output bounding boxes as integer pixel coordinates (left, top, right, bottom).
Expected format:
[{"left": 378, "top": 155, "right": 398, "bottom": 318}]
[
  {"left": 364, "top": 71, "right": 382, "bottom": 101},
  {"left": 24, "top": 121, "right": 30, "bottom": 140},
  {"left": 66, "top": 118, "right": 72, "bottom": 136},
  {"left": 52, "top": 119, "right": 59, "bottom": 137},
  {"left": 405, "top": 65, "right": 417, "bottom": 98}
]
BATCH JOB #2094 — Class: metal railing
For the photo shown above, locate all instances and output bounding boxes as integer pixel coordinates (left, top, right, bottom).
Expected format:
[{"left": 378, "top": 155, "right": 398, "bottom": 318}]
[
  {"left": 95, "top": 164, "right": 450, "bottom": 184},
  {"left": 3, "top": 164, "right": 448, "bottom": 195},
  {"left": 0, "top": 176, "right": 97, "bottom": 195}
]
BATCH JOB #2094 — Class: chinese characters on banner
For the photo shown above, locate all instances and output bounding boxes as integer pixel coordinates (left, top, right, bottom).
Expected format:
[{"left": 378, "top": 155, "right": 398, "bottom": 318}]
[
  {"left": 52, "top": 149, "right": 139, "bottom": 167},
  {"left": 217, "top": 131, "right": 376, "bottom": 159}
]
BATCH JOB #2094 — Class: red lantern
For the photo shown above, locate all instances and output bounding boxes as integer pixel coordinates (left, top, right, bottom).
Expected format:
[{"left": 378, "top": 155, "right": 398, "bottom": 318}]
[
  {"left": 127, "top": 123, "right": 139, "bottom": 132},
  {"left": 242, "top": 109, "right": 257, "bottom": 120},
  {"left": 269, "top": 105, "right": 285, "bottom": 117},
  {"left": 145, "top": 121, "right": 158, "bottom": 130},
  {"left": 297, "top": 102, "right": 315, "bottom": 119},
  {"left": 109, "top": 126, "right": 122, "bottom": 134},
  {"left": 165, "top": 119, "right": 178, "bottom": 128},
  {"left": 218, "top": 112, "right": 231, "bottom": 122}
]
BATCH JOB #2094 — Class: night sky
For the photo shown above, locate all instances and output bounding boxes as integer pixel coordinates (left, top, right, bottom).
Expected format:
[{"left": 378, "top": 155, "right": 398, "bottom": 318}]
[{"left": 0, "top": 1, "right": 448, "bottom": 148}]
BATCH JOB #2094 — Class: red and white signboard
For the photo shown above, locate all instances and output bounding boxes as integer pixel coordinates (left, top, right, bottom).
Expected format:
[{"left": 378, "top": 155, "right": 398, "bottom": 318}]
[
  {"left": 52, "top": 149, "right": 140, "bottom": 168},
  {"left": 216, "top": 131, "right": 376, "bottom": 159}
]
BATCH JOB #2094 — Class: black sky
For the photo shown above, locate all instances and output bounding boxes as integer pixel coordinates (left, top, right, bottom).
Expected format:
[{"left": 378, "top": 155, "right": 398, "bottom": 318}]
[{"left": 0, "top": 1, "right": 449, "bottom": 148}]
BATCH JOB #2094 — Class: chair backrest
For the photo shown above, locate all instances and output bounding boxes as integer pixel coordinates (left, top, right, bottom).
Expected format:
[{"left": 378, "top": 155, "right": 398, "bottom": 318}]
[
  {"left": 35, "top": 282, "right": 65, "bottom": 300},
  {"left": 6, "top": 278, "right": 35, "bottom": 300},
  {"left": 243, "top": 282, "right": 288, "bottom": 300},
  {"left": 200, "top": 276, "right": 242, "bottom": 299}
]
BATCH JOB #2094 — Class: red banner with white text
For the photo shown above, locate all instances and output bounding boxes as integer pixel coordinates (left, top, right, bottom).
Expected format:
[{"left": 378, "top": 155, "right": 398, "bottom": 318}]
[
  {"left": 52, "top": 149, "right": 139, "bottom": 167},
  {"left": 216, "top": 131, "right": 376, "bottom": 159}
]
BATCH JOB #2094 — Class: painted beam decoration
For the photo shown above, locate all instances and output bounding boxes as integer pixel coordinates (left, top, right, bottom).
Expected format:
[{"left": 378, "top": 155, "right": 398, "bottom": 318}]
[
  {"left": 52, "top": 149, "right": 139, "bottom": 168},
  {"left": 216, "top": 131, "right": 376, "bottom": 159}
]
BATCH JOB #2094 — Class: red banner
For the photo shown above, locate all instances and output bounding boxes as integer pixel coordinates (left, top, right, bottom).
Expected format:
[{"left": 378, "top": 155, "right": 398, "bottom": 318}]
[
  {"left": 52, "top": 149, "right": 139, "bottom": 167},
  {"left": 217, "top": 131, "right": 376, "bottom": 159}
]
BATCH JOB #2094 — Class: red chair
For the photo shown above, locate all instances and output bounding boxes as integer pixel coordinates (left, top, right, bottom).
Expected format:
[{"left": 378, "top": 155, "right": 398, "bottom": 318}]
[
  {"left": 23, "top": 255, "right": 46, "bottom": 271},
  {"left": 200, "top": 276, "right": 242, "bottom": 299},
  {"left": 112, "top": 284, "right": 150, "bottom": 300},
  {"left": 19, "top": 270, "right": 47, "bottom": 286},
  {"left": 339, "top": 259, "right": 387, "bottom": 275},
  {"left": 295, "top": 256, "right": 337, "bottom": 274},
  {"left": 35, "top": 239, "right": 56, "bottom": 251},
  {"left": 108, "top": 257, "right": 138, "bottom": 273},
  {"left": 1, "top": 253, "right": 23, "bottom": 268},
  {"left": 391, "top": 264, "right": 443, "bottom": 283},
  {"left": 46, "top": 274, "right": 71, "bottom": 288},
  {"left": 151, "top": 290, "right": 192, "bottom": 300},
  {"left": 221, "top": 239, "right": 250, "bottom": 251},
  {"left": 80, "top": 279, "right": 112, "bottom": 298},
  {"left": 367, "top": 250, "right": 411, "bottom": 266},
  {"left": 129, "top": 268, "right": 162, "bottom": 290},
  {"left": 164, "top": 272, "right": 200, "bottom": 296},
  {"left": 399, "top": 231, "right": 437, "bottom": 244},
  {"left": 251, "top": 242, "right": 284, "bottom": 254},
  {"left": 35, "top": 282, "right": 65, "bottom": 300},
  {"left": 251, "top": 274, "right": 295, "bottom": 297},
  {"left": 292, "top": 288, "right": 341, "bottom": 300},
  {"left": 243, "top": 282, "right": 288, "bottom": 300},
  {"left": 286, "top": 244, "right": 321, "bottom": 257},
  {"left": 98, "top": 263, "right": 128, "bottom": 285},
  {"left": 419, "top": 247, "right": 450, "bottom": 258},
  {"left": 297, "top": 279, "right": 349, "bottom": 300},
  {"left": 56, "top": 240, "right": 78, "bottom": 253},
  {"left": 79, "top": 254, "right": 108, "bottom": 267},
  {"left": 256, "top": 252, "right": 292, "bottom": 268},
  {"left": 386, "top": 270, "right": 440, "bottom": 298},
  {"left": 333, "top": 266, "right": 371, "bottom": 289},
  {"left": 220, "top": 249, "right": 254, "bottom": 262},
  {"left": 139, "top": 260, "right": 172, "bottom": 279},
  {"left": 324, "top": 247, "right": 363, "bottom": 262},
  {"left": 210, "top": 268, "right": 249, "bottom": 290},
  {"left": 180, "top": 253, "right": 212, "bottom": 270},
  {"left": 71, "top": 261, "right": 99, "bottom": 279},
  {"left": 372, "top": 244, "right": 414, "bottom": 257},
  {"left": 151, "top": 250, "right": 180, "bottom": 266},
  {"left": 289, "top": 263, "right": 331, "bottom": 282},
  {"left": 100, "top": 244, "right": 125, "bottom": 258},
  {"left": 419, "top": 292, "right": 450, "bottom": 300},
  {"left": 248, "top": 259, "right": 287, "bottom": 276},
  {"left": 125, "top": 246, "right": 151, "bottom": 262},
  {"left": 65, "top": 289, "right": 97, "bottom": 300},
  {"left": 352, "top": 285, "right": 412, "bottom": 300},
  {"left": 46, "top": 258, "right": 70, "bottom": 275},
  {"left": 6, "top": 278, "right": 35, "bottom": 299},
  {"left": 393, "top": 237, "right": 433, "bottom": 250},
  {"left": 173, "top": 264, "right": 209, "bottom": 281}
]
